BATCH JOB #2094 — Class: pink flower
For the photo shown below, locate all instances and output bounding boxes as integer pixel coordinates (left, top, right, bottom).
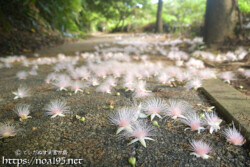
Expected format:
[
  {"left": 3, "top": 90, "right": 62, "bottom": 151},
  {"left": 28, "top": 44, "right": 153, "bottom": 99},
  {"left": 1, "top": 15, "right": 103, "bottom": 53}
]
[
  {"left": 13, "top": 104, "right": 32, "bottom": 121},
  {"left": 94, "top": 67, "right": 107, "bottom": 79},
  {"left": 123, "top": 120, "right": 156, "bottom": 147},
  {"left": 124, "top": 73, "right": 135, "bottom": 85},
  {"left": 157, "top": 73, "right": 171, "bottom": 84},
  {"left": 108, "top": 107, "right": 135, "bottom": 134},
  {"left": 133, "top": 81, "right": 152, "bottom": 98},
  {"left": 220, "top": 72, "right": 236, "bottom": 84},
  {"left": 186, "top": 58, "right": 205, "bottom": 69},
  {"left": 181, "top": 112, "right": 205, "bottom": 133},
  {"left": 45, "top": 73, "right": 57, "bottom": 84},
  {"left": 96, "top": 83, "right": 112, "bottom": 94},
  {"left": 88, "top": 77, "right": 99, "bottom": 86},
  {"left": 123, "top": 82, "right": 136, "bottom": 91},
  {"left": 175, "top": 60, "right": 184, "bottom": 67},
  {"left": 142, "top": 69, "right": 153, "bottom": 79},
  {"left": 165, "top": 66, "right": 182, "bottom": 78},
  {"left": 190, "top": 140, "right": 212, "bottom": 159},
  {"left": 70, "top": 70, "right": 80, "bottom": 80},
  {"left": 186, "top": 78, "right": 202, "bottom": 90},
  {"left": 131, "top": 103, "right": 148, "bottom": 121},
  {"left": 113, "top": 69, "right": 123, "bottom": 78},
  {"left": 29, "top": 69, "right": 37, "bottom": 76},
  {"left": 243, "top": 70, "right": 250, "bottom": 78},
  {"left": 168, "top": 51, "right": 189, "bottom": 60},
  {"left": 104, "top": 77, "right": 117, "bottom": 87},
  {"left": 164, "top": 99, "right": 192, "bottom": 119},
  {"left": 175, "top": 72, "right": 191, "bottom": 82},
  {"left": 16, "top": 71, "right": 28, "bottom": 79},
  {"left": 13, "top": 86, "right": 31, "bottom": 99},
  {"left": 78, "top": 68, "right": 90, "bottom": 80},
  {"left": 199, "top": 69, "right": 216, "bottom": 79},
  {"left": 22, "top": 60, "right": 30, "bottom": 67},
  {"left": 204, "top": 112, "right": 222, "bottom": 134},
  {"left": 71, "top": 80, "right": 84, "bottom": 94},
  {"left": 53, "top": 74, "right": 71, "bottom": 91},
  {"left": 0, "top": 123, "right": 17, "bottom": 139},
  {"left": 123, "top": 74, "right": 136, "bottom": 91},
  {"left": 45, "top": 99, "right": 70, "bottom": 118},
  {"left": 134, "top": 71, "right": 144, "bottom": 80},
  {"left": 223, "top": 123, "right": 245, "bottom": 146},
  {"left": 141, "top": 97, "right": 168, "bottom": 121},
  {"left": 226, "top": 52, "right": 237, "bottom": 61}
]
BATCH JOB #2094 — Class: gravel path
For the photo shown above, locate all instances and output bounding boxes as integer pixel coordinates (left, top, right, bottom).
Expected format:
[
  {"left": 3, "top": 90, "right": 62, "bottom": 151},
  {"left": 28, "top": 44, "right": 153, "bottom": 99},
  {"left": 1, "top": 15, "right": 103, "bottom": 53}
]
[{"left": 0, "top": 34, "right": 249, "bottom": 167}]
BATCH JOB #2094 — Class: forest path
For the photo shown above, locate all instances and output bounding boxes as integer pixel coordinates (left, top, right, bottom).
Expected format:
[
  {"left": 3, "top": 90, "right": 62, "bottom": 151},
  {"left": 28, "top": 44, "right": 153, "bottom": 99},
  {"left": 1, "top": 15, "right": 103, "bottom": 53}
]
[
  {"left": 0, "top": 33, "right": 249, "bottom": 167},
  {"left": 36, "top": 33, "right": 166, "bottom": 57}
]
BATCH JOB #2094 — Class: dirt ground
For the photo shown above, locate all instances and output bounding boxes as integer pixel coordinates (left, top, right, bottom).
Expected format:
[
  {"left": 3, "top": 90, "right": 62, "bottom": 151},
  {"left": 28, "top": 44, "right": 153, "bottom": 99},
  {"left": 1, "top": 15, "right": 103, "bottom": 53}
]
[{"left": 0, "top": 34, "right": 249, "bottom": 167}]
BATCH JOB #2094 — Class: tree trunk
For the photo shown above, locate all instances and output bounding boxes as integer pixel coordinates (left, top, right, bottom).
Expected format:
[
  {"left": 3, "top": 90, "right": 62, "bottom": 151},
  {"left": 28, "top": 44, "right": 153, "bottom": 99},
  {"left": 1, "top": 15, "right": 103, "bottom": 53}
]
[
  {"left": 121, "top": 18, "right": 125, "bottom": 32},
  {"left": 204, "top": 0, "right": 238, "bottom": 44},
  {"left": 156, "top": 0, "right": 163, "bottom": 33}
]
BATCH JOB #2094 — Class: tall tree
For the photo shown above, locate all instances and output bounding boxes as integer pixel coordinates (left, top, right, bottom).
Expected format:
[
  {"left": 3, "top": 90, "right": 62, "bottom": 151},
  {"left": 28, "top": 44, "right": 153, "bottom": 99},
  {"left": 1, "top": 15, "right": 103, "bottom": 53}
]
[
  {"left": 156, "top": 0, "right": 163, "bottom": 33},
  {"left": 204, "top": 0, "right": 239, "bottom": 44}
]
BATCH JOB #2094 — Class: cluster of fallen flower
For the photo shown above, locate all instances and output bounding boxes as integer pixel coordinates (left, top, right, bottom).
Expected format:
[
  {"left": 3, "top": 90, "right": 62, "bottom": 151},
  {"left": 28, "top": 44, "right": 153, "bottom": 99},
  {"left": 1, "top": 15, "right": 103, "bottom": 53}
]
[
  {"left": 0, "top": 34, "right": 247, "bottom": 161},
  {"left": 108, "top": 97, "right": 245, "bottom": 159}
]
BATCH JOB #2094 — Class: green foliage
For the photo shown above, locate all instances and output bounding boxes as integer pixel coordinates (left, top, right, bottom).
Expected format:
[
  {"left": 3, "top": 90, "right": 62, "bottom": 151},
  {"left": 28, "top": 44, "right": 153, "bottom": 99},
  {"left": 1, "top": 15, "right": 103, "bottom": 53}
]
[
  {"left": 238, "top": 0, "right": 250, "bottom": 14},
  {"left": 36, "top": 0, "right": 83, "bottom": 32},
  {"left": 82, "top": 0, "right": 151, "bottom": 31},
  {"left": 162, "top": 0, "right": 206, "bottom": 29},
  {"left": 0, "top": 0, "right": 84, "bottom": 35},
  {"left": 110, "top": 0, "right": 206, "bottom": 33},
  {"left": 2, "top": 0, "right": 247, "bottom": 36},
  {"left": 1, "top": 0, "right": 205, "bottom": 35}
]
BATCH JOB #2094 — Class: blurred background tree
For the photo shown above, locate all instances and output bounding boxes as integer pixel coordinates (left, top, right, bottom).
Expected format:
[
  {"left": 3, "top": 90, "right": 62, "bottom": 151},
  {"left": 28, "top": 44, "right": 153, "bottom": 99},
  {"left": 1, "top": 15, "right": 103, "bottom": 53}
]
[
  {"left": 0, "top": 0, "right": 249, "bottom": 37},
  {"left": 204, "top": 0, "right": 250, "bottom": 44},
  {"left": 155, "top": 0, "right": 163, "bottom": 33}
]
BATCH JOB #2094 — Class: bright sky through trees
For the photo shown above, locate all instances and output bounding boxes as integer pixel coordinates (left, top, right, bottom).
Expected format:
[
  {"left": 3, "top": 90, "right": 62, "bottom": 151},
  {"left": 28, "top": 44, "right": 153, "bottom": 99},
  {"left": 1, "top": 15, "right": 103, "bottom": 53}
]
[{"left": 151, "top": 0, "right": 159, "bottom": 4}]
